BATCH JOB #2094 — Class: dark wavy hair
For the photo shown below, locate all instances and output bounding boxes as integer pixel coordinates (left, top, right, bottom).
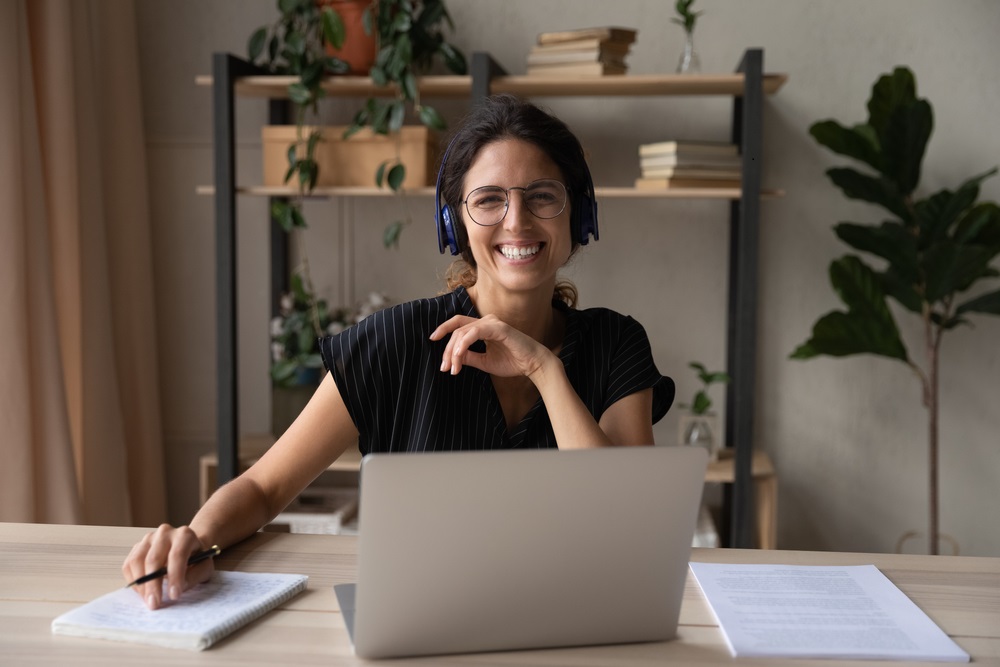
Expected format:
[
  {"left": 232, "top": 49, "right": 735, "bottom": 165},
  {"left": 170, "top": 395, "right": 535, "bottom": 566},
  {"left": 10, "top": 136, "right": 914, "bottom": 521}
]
[{"left": 438, "top": 94, "right": 590, "bottom": 306}]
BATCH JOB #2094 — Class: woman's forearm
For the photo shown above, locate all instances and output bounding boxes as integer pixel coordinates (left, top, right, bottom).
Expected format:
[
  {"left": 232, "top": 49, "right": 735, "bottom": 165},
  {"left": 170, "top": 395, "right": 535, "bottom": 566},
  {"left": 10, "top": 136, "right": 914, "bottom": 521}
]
[
  {"left": 188, "top": 474, "right": 273, "bottom": 550},
  {"left": 529, "top": 354, "right": 613, "bottom": 449}
]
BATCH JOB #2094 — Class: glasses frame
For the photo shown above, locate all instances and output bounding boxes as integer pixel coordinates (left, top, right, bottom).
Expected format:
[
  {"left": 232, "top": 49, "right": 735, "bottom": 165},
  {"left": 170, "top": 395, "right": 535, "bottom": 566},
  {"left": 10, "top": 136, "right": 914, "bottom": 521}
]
[{"left": 461, "top": 178, "right": 570, "bottom": 227}]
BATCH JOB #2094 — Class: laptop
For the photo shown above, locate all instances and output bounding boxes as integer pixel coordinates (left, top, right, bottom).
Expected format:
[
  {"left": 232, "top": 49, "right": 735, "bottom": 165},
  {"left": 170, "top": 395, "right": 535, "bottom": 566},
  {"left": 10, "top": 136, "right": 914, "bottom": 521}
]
[{"left": 334, "top": 446, "right": 708, "bottom": 659}]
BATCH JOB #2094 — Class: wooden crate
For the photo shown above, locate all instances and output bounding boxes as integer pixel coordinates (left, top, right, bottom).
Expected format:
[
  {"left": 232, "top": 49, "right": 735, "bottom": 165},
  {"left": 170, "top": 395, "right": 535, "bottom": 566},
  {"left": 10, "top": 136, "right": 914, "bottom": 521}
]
[{"left": 262, "top": 125, "right": 437, "bottom": 188}]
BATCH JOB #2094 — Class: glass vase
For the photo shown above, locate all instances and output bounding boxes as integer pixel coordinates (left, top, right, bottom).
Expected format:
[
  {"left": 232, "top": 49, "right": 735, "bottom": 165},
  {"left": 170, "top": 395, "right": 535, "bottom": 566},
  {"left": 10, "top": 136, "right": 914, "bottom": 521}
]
[
  {"left": 681, "top": 413, "right": 717, "bottom": 461},
  {"left": 676, "top": 30, "right": 701, "bottom": 74}
]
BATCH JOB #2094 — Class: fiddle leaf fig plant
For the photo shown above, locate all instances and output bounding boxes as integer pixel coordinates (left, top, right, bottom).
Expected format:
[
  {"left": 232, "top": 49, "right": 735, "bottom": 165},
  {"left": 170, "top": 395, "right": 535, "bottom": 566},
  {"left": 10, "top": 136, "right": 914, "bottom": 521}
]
[{"left": 792, "top": 66, "right": 1000, "bottom": 555}]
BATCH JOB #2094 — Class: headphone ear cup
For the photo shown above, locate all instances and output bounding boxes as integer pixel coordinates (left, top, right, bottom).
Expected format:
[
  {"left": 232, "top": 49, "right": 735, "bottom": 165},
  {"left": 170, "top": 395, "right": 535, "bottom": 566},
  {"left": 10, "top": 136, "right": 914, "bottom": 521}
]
[
  {"left": 442, "top": 204, "right": 460, "bottom": 256},
  {"left": 575, "top": 194, "right": 598, "bottom": 245}
]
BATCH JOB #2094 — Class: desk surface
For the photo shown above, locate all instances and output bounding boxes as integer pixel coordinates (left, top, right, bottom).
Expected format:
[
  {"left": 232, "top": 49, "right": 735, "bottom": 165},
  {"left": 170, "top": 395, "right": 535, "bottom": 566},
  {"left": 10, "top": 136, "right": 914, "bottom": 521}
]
[{"left": 2, "top": 522, "right": 998, "bottom": 666}]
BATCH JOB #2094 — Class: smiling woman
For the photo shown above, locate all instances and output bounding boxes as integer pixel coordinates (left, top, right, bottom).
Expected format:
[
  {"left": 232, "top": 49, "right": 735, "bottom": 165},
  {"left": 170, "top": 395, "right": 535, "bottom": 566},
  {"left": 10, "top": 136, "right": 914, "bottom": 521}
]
[{"left": 122, "top": 93, "right": 675, "bottom": 610}]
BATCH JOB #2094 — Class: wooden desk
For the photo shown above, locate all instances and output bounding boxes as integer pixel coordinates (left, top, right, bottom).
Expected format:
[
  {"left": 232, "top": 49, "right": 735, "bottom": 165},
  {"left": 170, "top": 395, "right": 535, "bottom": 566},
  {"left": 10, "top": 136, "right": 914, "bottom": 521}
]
[{"left": 3, "top": 523, "right": 998, "bottom": 665}]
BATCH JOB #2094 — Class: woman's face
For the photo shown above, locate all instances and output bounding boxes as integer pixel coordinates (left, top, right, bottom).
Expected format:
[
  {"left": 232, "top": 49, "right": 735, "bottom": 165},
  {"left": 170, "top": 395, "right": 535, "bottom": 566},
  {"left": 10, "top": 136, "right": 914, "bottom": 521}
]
[{"left": 460, "top": 138, "right": 573, "bottom": 300}]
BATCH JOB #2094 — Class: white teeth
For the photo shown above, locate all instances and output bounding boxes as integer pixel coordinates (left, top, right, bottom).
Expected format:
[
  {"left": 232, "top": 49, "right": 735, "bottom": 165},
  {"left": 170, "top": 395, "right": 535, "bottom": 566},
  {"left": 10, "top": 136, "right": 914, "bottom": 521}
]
[{"left": 499, "top": 244, "right": 540, "bottom": 259}]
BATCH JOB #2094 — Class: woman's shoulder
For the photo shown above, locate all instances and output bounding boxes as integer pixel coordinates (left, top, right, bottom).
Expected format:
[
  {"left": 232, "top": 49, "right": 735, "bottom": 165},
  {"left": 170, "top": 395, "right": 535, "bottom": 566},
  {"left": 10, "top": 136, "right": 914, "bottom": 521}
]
[
  {"left": 562, "top": 302, "right": 646, "bottom": 335},
  {"left": 362, "top": 287, "right": 470, "bottom": 330}
]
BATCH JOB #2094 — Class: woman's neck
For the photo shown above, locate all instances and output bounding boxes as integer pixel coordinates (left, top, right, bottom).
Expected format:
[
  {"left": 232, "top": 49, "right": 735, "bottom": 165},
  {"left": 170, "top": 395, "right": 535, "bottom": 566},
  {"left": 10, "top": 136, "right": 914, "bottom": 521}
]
[{"left": 467, "top": 283, "right": 560, "bottom": 349}]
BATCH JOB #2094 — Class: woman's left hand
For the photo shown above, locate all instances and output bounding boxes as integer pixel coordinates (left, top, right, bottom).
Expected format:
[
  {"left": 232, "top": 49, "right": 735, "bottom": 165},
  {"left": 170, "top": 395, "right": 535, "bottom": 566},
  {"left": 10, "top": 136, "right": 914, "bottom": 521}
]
[{"left": 430, "top": 314, "right": 556, "bottom": 379}]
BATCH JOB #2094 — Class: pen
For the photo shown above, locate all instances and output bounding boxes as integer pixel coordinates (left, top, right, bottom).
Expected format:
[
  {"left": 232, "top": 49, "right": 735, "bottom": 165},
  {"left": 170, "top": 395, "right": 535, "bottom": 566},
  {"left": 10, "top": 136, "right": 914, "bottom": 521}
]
[{"left": 125, "top": 545, "right": 222, "bottom": 588}]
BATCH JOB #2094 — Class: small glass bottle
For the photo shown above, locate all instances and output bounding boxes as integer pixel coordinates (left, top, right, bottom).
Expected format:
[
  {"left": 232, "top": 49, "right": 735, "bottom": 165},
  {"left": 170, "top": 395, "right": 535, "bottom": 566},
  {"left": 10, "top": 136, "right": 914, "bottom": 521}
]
[{"left": 676, "top": 30, "right": 701, "bottom": 74}]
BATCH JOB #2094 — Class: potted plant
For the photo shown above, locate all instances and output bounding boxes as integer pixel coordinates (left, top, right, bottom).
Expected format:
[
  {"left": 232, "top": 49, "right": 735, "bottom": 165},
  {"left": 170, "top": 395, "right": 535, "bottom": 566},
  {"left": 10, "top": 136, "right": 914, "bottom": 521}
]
[
  {"left": 269, "top": 263, "right": 390, "bottom": 434},
  {"left": 678, "top": 361, "right": 730, "bottom": 461},
  {"left": 249, "top": 0, "right": 467, "bottom": 246},
  {"left": 792, "top": 66, "right": 1000, "bottom": 555}
]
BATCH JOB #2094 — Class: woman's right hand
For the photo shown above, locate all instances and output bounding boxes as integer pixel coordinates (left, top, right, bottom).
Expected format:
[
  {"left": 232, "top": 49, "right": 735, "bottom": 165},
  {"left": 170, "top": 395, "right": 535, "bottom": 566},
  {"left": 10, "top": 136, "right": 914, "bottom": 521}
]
[{"left": 122, "top": 524, "right": 214, "bottom": 610}]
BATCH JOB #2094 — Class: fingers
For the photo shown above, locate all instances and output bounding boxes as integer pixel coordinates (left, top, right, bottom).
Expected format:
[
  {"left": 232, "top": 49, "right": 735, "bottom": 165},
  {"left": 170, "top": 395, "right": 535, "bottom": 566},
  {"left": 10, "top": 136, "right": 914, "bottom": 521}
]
[
  {"left": 439, "top": 318, "right": 493, "bottom": 375},
  {"left": 121, "top": 524, "right": 206, "bottom": 610}
]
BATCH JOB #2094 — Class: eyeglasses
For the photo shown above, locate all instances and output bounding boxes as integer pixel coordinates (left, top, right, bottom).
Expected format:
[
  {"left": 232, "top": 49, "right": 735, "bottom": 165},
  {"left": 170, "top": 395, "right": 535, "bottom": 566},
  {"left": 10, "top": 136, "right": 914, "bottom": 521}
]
[{"left": 462, "top": 179, "right": 569, "bottom": 227}]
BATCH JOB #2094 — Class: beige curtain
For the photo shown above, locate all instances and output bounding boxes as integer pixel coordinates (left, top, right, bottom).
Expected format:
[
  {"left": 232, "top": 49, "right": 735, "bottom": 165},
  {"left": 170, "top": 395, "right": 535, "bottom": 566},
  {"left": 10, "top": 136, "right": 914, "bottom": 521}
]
[{"left": 0, "top": 0, "right": 166, "bottom": 526}]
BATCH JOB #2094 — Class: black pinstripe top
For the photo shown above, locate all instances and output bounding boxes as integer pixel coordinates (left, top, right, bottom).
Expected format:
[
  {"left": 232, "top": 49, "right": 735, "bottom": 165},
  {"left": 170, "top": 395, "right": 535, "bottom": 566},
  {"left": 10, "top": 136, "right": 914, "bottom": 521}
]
[{"left": 319, "top": 286, "right": 674, "bottom": 455}]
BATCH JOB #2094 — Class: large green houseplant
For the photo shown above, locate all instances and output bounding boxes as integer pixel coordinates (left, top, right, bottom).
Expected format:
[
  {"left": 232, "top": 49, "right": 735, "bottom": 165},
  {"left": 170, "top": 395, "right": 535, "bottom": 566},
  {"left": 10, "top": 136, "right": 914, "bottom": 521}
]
[
  {"left": 792, "top": 67, "right": 1000, "bottom": 555},
  {"left": 249, "top": 0, "right": 466, "bottom": 246}
]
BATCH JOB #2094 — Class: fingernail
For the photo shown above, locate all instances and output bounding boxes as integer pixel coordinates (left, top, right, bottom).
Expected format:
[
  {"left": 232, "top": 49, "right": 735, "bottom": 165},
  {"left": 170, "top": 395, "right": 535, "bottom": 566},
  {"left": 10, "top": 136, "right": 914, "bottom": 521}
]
[
  {"left": 147, "top": 595, "right": 156, "bottom": 609},
  {"left": 169, "top": 585, "right": 179, "bottom": 601}
]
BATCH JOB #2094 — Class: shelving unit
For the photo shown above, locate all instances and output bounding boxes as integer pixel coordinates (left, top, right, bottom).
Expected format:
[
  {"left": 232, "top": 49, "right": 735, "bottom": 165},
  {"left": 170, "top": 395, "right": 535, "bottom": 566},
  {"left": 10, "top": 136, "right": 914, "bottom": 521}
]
[{"left": 204, "top": 49, "right": 786, "bottom": 548}]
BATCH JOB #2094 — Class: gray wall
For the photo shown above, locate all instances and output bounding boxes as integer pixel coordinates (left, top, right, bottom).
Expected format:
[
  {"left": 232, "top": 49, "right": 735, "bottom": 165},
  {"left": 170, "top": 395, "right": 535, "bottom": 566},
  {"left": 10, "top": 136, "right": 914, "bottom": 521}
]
[{"left": 135, "top": 0, "right": 1000, "bottom": 555}]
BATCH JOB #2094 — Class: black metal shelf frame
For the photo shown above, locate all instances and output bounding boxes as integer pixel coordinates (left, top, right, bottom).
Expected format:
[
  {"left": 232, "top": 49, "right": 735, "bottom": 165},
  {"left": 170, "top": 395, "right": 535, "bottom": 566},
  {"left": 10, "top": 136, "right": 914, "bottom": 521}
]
[{"left": 211, "top": 49, "right": 766, "bottom": 548}]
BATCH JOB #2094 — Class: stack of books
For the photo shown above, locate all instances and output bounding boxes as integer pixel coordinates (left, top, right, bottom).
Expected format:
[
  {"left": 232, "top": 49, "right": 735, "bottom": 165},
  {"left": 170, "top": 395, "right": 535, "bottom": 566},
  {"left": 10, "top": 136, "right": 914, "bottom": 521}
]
[
  {"left": 526, "top": 26, "right": 637, "bottom": 77},
  {"left": 634, "top": 141, "right": 742, "bottom": 189}
]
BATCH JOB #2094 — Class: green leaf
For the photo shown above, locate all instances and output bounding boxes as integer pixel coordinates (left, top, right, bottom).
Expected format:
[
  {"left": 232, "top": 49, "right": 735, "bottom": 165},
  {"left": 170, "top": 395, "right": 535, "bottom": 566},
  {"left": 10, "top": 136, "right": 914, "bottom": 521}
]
[
  {"left": 826, "top": 167, "right": 910, "bottom": 221},
  {"left": 954, "top": 201, "right": 1000, "bottom": 246},
  {"left": 881, "top": 99, "right": 932, "bottom": 195},
  {"left": 809, "top": 120, "right": 882, "bottom": 172},
  {"left": 834, "top": 221, "right": 918, "bottom": 279},
  {"left": 692, "top": 391, "right": 711, "bottom": 414},
  {"left": 285, "top": 31, "right": 306, "bottom": 56},
  {"left": 288, "top": 82, "right": 313, "bottom": 105},
  {"left": 370, "top": 65, "right": 388, "bottom": 87},
  {"left": 439, "top": 42, "right": 467, "bottom": 74},
  {"left": 383, "top": 220, "right": 405, "bottom": 248},
  {"left": 388, "top": 100, "right": 406, "bottom": 133},
  {"left": 878, "top": 266, "right": 923, "bottom": 313},
  {"left": 689, "top": 361, "right": 707, "bottom": 375},
  {"left": 387, "top": 163, "right": 406, "bottom": 191},
  {"left": 916, "top": 183, "right": 981, "bottom": 249},
  {"left": 792, "top": 256, "right": 909, "bottom": 362},
  {"left": 290, "top": 206, "right": 307, "bottom": 229},
  {"left": 278, "top": 0, "right": 299, "bottom": 15},
  {"left": 375, "top": 161, "right": 387, "bottom": 187},
  {"left": 401, "top": 72, "right": 418, "bottom": 102},
  {"left": 867, "top": 67, "right": 917, "bottom": 139},
  {"left": 790, "top": 310, "right": 908, "bottom": 361},
  {"left": 321, "top": 6, "right": 345, "bottom": 49},
  {"left": 391, "top": 11, "right": 412, "bottom": 32},
  {"left": 248, "top": 27, "right": 268, "bottom": 62},
  {"left": 922, "top": 241, "right": 999, "bottom": 302},
  {"left": 418, "top": 104, "right": 447, "bottom": 131},
  {"left": 955, "top": 288, "right": 1000, "bottom": 316}
]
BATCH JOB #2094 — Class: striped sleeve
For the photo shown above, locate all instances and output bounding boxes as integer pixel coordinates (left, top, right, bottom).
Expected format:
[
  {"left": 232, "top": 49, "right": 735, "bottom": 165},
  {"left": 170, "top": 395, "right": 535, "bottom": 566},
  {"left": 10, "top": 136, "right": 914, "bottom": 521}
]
[{"left": 604, "top": 314, "right": 675, "bottom": 424}]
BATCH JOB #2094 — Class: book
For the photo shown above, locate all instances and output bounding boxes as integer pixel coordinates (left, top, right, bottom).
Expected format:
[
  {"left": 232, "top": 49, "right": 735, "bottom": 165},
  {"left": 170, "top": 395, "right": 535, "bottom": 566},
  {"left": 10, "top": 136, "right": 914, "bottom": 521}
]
[
  {"left": 526, "top": 62, "right": 627, "bottom": 77},
  {"left": 635, "top": 177, "right": 742, "bottom": 189},
  {"left": 51, "top": 571, "right": 308, "bottom": 651},
  {"left": 526, "top": 49, "right": 628, "bottom": 67},
  {"left": 640, "top": 166, "right": 742, "bottom": 180},
  {"left": 638, "top": 140, "right": 738, "bottom": 158},
  {"left": 689, "top": 563, "right": 970, "bottom": 662},
  {"left": 640, "top": 153, "right": 742, "bottom": 169},
  {"left": 530, "top": 38, "right": 633, "bottom": 54},
  {"left": 537, "top": 26, "right": 637, "bottom": 46}
]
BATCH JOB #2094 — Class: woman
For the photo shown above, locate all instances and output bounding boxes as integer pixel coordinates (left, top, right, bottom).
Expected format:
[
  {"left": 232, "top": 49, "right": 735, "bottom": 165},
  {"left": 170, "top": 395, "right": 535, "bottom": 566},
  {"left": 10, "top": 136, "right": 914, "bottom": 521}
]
[{"left": 123, "top": 94, "right": 674, "bottom": 610}]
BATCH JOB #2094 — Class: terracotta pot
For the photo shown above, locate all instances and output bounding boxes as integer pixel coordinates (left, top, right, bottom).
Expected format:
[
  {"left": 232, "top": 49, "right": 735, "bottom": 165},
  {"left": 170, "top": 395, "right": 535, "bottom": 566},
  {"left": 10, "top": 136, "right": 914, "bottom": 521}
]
[{"left": 318, "top": 0, "right": 377, "bottom": 75}]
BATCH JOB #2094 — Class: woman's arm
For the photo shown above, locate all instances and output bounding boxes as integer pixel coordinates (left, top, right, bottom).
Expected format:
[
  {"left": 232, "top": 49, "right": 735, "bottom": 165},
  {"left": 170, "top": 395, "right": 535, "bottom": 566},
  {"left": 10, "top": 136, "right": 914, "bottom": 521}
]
[
  {"left": 431, "top": 315, "right": 654, "bottom": 449},
  {"left": 122, "top": 372, "right": 358, "bottom": 609}
]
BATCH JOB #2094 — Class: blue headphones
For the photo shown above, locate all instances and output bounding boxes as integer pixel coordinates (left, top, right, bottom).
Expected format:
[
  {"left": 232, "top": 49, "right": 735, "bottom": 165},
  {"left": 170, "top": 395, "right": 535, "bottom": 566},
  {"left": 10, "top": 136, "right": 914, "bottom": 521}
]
[{"left": 435, "top": 140, "right": 600, "bottom": 256}]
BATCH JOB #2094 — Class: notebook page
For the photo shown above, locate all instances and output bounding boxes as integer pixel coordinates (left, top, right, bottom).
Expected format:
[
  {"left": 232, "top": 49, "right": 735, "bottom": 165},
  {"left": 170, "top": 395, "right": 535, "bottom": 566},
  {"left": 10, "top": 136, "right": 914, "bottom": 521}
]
[{"left": 52, "top": 570, "right": 308, "bottom": 651}]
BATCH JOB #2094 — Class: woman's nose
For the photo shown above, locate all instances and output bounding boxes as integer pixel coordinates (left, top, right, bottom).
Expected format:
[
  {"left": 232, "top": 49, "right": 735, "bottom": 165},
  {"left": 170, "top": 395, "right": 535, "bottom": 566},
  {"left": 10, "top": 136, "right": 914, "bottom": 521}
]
[{"left": 502, "top": 190, "right": 533, "bottom": 230}]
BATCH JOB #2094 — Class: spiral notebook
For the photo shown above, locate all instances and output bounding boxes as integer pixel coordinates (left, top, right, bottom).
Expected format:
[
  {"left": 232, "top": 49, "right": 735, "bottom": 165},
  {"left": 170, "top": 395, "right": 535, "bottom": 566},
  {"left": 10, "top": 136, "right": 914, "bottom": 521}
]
[{"left": 51, "top": 570, "right": 308, "bottom": 651}]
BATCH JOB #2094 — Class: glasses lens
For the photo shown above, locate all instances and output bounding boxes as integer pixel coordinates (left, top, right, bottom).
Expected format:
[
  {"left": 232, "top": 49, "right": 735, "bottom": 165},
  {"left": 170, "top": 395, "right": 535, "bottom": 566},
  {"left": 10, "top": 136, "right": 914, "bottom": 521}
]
[
  {"left": 465, "top": 180, "right": 568, "bottom": 226},
  {"left": 523, "top": 180, "right": 567, "bottom": 219},
  {"left": 466, "top": 186, "right": 507, "bottom": 226}
]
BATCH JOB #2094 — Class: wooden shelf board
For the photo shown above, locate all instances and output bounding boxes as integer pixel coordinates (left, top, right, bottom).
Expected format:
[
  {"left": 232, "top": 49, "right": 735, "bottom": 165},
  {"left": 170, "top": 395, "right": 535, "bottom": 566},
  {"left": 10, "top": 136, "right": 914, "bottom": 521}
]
[
  {"left": 195, "top": 184, "right": 784, "bottom": 200},
  {"left": 195, "top": 72, "right": 787, "bottom": 98}
]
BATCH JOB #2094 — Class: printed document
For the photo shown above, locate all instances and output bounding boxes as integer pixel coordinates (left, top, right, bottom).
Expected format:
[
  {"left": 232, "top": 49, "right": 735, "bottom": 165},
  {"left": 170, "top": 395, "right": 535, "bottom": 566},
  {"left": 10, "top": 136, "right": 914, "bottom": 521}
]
[{"left": 689, "top": 563, "right": 969, "bottom": 662}]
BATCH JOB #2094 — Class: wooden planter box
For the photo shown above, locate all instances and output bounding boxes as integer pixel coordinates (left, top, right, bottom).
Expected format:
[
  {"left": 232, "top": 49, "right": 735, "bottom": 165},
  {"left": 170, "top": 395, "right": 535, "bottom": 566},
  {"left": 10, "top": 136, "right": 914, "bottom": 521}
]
[{"left": 262, "top": 125, "right": 437, "bottom": 188}]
